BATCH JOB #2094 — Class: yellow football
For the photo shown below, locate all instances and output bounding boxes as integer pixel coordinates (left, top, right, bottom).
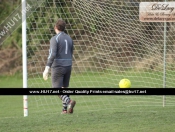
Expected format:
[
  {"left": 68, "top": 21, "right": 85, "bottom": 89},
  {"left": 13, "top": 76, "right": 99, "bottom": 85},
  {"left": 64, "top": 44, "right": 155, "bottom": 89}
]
[{"left": 119, "top": 79, "right": 131, "bottom": 88}]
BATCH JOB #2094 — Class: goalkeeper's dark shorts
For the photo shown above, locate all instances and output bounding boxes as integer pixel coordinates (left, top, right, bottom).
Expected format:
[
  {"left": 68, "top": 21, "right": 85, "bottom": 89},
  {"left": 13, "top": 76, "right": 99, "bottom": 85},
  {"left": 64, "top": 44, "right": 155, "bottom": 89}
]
[{"left": 51, "top": 66, "right": 72, "bottom": 88}]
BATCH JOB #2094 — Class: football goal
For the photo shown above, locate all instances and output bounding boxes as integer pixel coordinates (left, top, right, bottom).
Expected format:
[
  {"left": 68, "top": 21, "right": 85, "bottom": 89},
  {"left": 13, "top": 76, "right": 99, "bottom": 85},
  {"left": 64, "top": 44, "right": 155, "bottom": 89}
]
[{"left": 23, "top": 0, "right": 175, "bottom": 117}]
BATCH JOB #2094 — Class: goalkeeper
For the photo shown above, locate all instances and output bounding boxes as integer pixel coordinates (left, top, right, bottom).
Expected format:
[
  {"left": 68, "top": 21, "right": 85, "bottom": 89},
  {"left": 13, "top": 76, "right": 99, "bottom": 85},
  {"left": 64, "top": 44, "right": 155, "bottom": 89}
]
[{"left": 43, "top": 19, "right": 76, "bottom": 114}]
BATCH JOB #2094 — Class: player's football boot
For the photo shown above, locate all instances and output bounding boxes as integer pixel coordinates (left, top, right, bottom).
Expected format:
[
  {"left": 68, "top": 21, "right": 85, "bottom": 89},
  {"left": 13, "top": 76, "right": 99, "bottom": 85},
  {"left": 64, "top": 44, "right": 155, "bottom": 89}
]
[{"left": 67, "top": 100, "right": 76, "bottom": 114}]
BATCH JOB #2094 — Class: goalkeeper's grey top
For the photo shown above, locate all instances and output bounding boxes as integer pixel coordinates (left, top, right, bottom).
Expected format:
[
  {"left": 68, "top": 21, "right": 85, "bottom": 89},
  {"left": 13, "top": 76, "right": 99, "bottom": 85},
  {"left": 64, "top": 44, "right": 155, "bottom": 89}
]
[{"left": 46, "top": 31, "right": 73, "bottom": 68}]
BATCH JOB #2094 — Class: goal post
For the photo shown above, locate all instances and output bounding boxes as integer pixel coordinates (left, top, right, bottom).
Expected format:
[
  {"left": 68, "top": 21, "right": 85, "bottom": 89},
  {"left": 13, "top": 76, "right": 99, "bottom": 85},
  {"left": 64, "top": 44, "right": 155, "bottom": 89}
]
[
  {"left": 23, "top": 0, "right": 175, "bottom": 116},
  {"left": 163, "top": 19, "right": 167, "bottom": 107},
  {"left": 22, "top": 0, "right": 28, "bottom": 117}
]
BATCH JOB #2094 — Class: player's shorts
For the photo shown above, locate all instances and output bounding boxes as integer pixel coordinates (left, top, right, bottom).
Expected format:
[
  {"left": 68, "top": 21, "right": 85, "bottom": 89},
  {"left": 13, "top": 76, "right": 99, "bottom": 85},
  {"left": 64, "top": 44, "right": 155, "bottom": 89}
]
[{"left": 51, "top": 66, "right": 72, "bottom": 88}]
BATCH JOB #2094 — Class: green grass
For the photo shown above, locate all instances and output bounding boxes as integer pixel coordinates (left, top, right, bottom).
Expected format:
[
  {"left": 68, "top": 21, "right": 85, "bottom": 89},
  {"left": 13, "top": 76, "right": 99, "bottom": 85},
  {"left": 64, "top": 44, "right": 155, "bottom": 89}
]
[
  {"left": 0, "top": 72, "right": 175, "bottom": 132},
  {"left": 0, "top": 74, "right": 23, "bottom": 88}
]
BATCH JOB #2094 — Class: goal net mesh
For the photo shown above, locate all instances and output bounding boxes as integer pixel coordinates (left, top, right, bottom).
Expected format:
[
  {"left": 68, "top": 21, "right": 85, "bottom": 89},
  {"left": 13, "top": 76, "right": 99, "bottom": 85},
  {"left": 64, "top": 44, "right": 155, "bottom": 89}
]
[{"left": 26, "top": 0, "right": 175, "bottom": 116}]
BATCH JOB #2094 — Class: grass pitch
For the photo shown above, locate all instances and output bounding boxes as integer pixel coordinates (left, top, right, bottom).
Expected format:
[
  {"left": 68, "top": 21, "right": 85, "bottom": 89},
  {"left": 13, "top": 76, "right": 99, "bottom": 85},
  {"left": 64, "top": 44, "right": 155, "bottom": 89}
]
[{"left": 0, "top": 73, "right": 175, "bottom": 132}]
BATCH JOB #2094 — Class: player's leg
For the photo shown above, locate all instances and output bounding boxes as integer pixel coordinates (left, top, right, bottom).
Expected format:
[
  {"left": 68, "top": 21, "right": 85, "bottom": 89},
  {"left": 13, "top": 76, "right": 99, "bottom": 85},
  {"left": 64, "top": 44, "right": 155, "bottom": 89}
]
[
  {"left": 63, "top": 66, "right": 76, "bottom": 114},
  {"left": 61, "top": 87, "right": 69, "bottom": 114},
  {"left": 51, "top": 67, "right": 70, "bottom": 114},
  {"left": 51, "top": 67, "right": 63, "bottom": 88}
]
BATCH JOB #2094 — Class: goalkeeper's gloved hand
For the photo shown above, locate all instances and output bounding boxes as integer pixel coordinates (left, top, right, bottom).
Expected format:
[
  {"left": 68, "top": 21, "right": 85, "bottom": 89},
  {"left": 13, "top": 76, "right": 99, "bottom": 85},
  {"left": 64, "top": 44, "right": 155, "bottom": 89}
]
[{"left": 43, "top": 66, "right": 50, "bottom": 81}]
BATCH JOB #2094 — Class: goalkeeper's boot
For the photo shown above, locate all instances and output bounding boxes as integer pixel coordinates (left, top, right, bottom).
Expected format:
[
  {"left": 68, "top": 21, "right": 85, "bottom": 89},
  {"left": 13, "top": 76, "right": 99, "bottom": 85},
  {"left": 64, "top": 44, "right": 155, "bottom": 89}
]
[
  {"left": 67, "top": 100, "right": 76, "bottom": 114},
  {"left": 61, "top": 110, "right": 67, "bottom": 114}
]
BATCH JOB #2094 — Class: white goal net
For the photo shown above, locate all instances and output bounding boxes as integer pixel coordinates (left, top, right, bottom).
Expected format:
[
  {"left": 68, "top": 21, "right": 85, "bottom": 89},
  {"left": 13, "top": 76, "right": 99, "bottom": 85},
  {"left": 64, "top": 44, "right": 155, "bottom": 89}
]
[{"left": 26, "top": 0, "right": 175, "bottom": 116}]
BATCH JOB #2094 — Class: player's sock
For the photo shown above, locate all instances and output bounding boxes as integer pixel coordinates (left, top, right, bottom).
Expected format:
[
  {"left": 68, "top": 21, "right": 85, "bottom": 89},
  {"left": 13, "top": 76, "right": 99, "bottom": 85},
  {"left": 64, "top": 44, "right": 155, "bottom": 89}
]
[
  {"left": 62, "top": 101, "right": 67, "bottom": 111},
  {"left": 60, "top": 95, "right": 70, "bottom": 105}
]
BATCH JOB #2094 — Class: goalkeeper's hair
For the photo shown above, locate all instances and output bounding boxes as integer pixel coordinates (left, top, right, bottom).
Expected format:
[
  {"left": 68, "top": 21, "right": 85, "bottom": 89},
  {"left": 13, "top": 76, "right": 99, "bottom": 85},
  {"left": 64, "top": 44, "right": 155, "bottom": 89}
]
[{"left": 55, "top": 19, "right": 66, "bottom": 31}]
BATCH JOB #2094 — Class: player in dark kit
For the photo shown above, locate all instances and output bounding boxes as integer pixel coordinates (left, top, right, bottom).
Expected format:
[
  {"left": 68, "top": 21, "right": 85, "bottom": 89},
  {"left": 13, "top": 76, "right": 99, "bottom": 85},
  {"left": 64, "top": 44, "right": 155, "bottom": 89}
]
[{"left": 43, "top": 19, "right": 76, "bottom": 114}]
